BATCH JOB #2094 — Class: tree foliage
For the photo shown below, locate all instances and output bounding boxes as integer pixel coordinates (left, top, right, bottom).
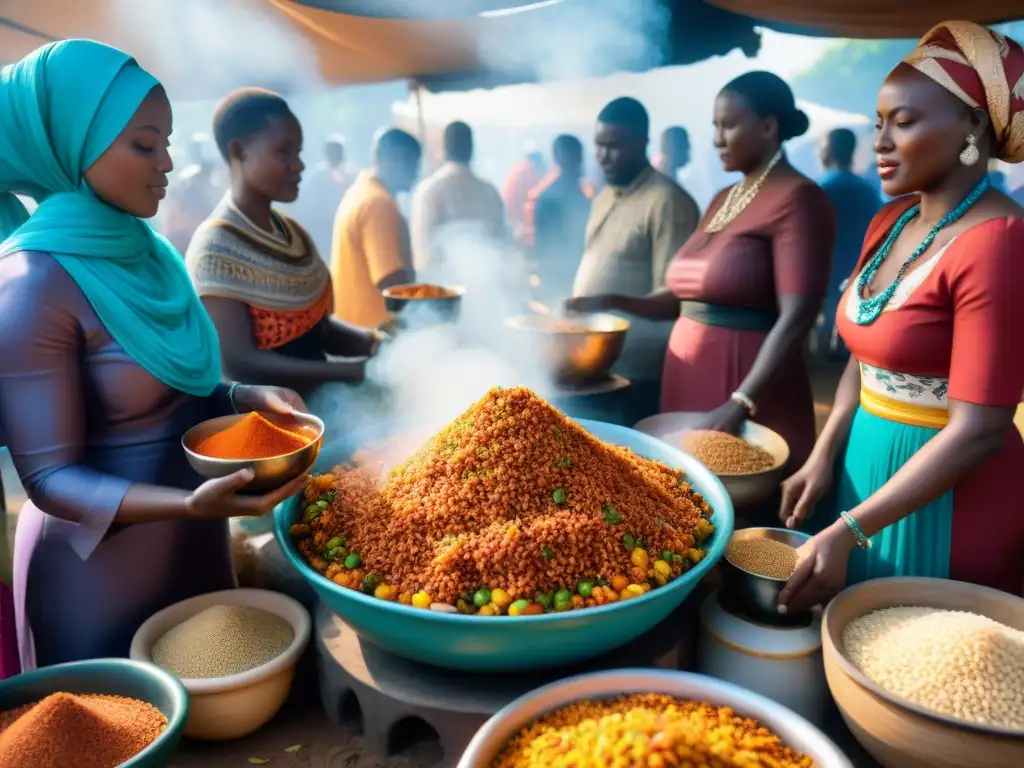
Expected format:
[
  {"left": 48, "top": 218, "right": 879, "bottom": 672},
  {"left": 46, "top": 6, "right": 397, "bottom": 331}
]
[
  {"left": 790, "top": 39, "right": 915, "bottom": 117},
  {"left": 790, "top": 22, "right": 1024, "bottom": 118}
]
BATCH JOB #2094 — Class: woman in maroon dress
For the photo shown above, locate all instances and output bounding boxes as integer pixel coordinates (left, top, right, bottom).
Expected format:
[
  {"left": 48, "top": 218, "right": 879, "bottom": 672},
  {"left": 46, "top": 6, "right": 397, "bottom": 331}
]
[{"left": 571, "top": 72, "right": 835, "bottom": 470}]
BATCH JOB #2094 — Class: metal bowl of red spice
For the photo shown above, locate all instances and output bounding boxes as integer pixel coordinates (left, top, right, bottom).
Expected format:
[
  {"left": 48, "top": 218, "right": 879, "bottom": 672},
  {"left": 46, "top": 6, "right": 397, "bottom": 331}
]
[
  {"left": 183, "top": 410, "right": 324, "bottom": 493},
  {"left": 0, "top": 658, "right": 189, "bottom": 767}
]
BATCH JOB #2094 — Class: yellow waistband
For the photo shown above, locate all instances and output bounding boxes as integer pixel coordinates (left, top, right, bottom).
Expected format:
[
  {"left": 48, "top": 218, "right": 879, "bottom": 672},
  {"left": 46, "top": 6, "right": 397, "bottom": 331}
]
[{"left": 860, "top": 387, "right": 949, "bottom": 429}]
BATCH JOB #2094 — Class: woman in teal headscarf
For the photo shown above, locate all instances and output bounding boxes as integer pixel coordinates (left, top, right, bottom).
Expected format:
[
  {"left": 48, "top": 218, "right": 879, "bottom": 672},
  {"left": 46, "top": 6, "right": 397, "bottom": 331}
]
[{"left": 0, "top": 40, "right": 309, "bottom": 669}]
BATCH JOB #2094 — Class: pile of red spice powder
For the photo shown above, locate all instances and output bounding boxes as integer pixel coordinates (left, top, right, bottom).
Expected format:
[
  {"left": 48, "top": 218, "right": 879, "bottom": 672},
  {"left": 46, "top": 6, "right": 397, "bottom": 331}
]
[
  {"left": 196, "top": 411, "right": 309, "bottom": 460},
  {"left": 0, "top": 692, "right": 167, "bottom": 768}
]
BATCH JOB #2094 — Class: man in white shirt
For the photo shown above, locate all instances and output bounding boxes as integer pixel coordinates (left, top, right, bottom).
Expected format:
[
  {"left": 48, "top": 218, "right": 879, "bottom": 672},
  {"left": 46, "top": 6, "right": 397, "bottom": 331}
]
[{"left": 410, "top": 121, "right": 506, "bottom": 276}]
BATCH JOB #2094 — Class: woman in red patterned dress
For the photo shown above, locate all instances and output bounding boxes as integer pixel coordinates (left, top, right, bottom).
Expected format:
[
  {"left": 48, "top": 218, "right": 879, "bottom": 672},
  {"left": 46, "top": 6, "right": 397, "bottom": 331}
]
[{"left": 779, "top": 21, "right": 1024, "bottom": 613}]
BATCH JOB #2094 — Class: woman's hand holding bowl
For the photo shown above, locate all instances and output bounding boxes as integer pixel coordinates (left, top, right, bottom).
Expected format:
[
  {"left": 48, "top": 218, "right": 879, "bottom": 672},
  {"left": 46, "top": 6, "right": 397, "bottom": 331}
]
[{"left": 186, "top": 469, "right": 307, "bottom": 520}]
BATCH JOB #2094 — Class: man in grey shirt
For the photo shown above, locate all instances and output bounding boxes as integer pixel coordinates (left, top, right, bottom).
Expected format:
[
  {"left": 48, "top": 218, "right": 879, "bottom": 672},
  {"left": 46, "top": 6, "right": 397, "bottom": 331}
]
[{"left": 570, "top": 98, "right": 700, "bottom": 424}]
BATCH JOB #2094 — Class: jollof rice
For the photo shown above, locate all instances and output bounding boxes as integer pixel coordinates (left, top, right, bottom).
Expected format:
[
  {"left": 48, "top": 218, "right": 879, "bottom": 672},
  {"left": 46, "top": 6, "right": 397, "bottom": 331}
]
[{"left": 295, "top": 387, "right": 715, "bottom": 612}]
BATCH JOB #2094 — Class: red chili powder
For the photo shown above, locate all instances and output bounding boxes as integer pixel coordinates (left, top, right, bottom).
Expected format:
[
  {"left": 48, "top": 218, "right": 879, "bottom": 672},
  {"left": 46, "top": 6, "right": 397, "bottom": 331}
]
[
  {"left": 0, "top": 692, "right": 167, "bottom": 768},
  {"left": 195, "top": 411, "right": 309, "bottom": 460}
]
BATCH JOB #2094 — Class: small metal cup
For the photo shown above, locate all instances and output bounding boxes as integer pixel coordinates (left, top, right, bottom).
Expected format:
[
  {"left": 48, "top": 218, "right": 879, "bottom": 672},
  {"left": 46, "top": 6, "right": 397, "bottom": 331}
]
[{"left": 722, "top": 526, "right": 811, "bottom": 624}]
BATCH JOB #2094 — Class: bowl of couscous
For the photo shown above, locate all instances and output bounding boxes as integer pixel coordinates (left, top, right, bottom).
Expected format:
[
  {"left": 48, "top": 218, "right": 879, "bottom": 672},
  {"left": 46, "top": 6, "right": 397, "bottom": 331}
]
[
  {"left": 635, "top": 412, "right": 789, "bottom": 512},
  {"left": 130, "top": 589, "right": 311, "bottom": 740},
  {"left": 823, "top": 577, "right": 1024, "bottom": 768},
  {"left": 457, "top": 668, "right": 852, "bottom": 767},
  {"left": 274, "top": 387, "right": 734, "bottom": 672},
  {"left": 722, "top": 527, "right": 811, "bottom": 621}
]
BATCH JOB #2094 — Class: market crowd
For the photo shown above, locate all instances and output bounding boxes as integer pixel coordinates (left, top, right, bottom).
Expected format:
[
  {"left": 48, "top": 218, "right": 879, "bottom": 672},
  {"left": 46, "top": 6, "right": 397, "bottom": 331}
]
[{"left": 0, "top": 19, "right": 1021, "bottom": 680}]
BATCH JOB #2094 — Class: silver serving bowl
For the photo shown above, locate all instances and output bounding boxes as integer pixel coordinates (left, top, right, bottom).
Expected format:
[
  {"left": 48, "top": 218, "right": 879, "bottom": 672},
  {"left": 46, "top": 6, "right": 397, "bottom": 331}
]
[
  {"left": 382, "top": 283, "right": 465, "bottom": 324},
  {"left": 722, "top": 526, "right": 810, "bottom": 622},
  {"left": 457, "top": 668, "right": 852, "bottom": 767},
  {"left": 182, "top": 412, "right": 324, "bottom": 493},
  {"left": 635, "top": 412, "right": 790, "bottom": 512},
  {"left": 503, "top": 312, "right": 629, "bottom": 384}
]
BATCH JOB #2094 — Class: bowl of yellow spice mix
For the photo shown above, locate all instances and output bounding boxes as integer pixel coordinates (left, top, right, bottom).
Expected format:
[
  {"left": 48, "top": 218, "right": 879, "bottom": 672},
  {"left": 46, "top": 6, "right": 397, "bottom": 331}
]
[
  {"left": 131, "top": 588, "right": 311, "bottom": 740},
  {"left": 458, "top": 668, "right": 852, "bottom": 767}
]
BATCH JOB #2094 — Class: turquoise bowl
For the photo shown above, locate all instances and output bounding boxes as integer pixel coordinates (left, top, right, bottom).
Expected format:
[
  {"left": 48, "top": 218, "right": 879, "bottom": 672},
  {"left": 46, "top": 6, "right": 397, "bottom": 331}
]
[
  {"left": 0, "top": 659, "right": 189, "bottom": 767},
  {"left": 273, "top": 419, "right": 734, "bottom": 672}
]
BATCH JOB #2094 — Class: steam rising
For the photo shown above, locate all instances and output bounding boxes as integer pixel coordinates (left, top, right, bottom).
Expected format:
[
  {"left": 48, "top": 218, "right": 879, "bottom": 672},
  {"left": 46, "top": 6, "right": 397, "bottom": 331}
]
[
  {"left": 109, "top": 0, "right": 322, "bottom": 98},
  {"left": 106, "top": 0, "right": 656, "bottom": 447},
  {"left": 310, "top": 223, "right": 569, "bottom": 447},
  {"left": 477, "top": 0, "right": 671, "bottom": 82}
]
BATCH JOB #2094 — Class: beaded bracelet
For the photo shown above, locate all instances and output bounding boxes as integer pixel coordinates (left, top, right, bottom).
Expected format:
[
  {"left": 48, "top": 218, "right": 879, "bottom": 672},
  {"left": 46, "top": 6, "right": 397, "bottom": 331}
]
[{"left": 840, "top": 511, "right": 872, "bottom": 549}]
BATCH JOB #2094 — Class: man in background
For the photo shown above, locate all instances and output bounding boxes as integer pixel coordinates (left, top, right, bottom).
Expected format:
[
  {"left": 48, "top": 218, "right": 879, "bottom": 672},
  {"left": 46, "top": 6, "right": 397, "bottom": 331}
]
[
  {"left": 527, "top": 134, "right": 593, "bottom": 302},
  {"left": 570, "top": 97, "right": 700, "bottom": 425},
  {"left": 818, "top": 128, "right": 882, "bottom": 358},
  {"left": 331, "top": 128, "right": 420, "bottom": 329},
  {"left": 653, "top": 126, "right": 691, "bottom": 185},
  {"left": 288, "top": 135, "right": 350, "bottom": 259},
  {"left": 410, "top": 121, "right": 505, "bottom": 275},
  {"left": 502, "top": 145, "right": 547, "bottom": 245}
]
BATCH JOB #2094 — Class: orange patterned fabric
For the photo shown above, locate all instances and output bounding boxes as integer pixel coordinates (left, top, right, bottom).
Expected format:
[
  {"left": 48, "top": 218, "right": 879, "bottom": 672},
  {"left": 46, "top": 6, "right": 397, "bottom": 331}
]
[
  {"left": 248, "top": 282, "right": 333, "bottom": 351},
  {"left": 904, "top": 21, "right": 1024, "bottom": 163}
]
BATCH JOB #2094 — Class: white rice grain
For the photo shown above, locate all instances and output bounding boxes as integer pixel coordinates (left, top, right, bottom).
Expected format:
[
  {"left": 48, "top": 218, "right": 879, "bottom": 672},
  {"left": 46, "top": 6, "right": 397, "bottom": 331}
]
[{"left": 842, "top": 607, "right": 1024, "bottom": 730}]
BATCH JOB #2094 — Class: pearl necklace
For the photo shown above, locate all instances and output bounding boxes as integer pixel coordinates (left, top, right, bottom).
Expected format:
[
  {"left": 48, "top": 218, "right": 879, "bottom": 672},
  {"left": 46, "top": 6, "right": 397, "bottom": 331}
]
[
  {"left": 854, "top": 176, "right": 990, "bottom": 325},
  {"left": 704, "top": 149, "right": 783, "bottom": 234}
]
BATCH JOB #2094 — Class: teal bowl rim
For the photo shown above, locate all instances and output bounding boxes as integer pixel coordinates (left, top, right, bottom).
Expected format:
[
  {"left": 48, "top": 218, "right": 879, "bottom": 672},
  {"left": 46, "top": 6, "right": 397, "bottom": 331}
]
[
  {"left": 273, "top": 418, "right": 734, "bottom": 625},
  {"left": 0, "top": 658, "right": 189, "bottom": 766}
]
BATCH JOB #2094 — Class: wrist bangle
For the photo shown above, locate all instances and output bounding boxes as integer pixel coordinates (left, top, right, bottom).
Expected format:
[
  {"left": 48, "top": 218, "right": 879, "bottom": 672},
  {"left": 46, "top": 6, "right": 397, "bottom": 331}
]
[
  {"left": 226, "top": 382, "right": 243, "bottom": 414},
  {"left": 840, "top": 511, "right": 872, "bottom": 549},
  {"left": 730, "top": 391, "right": 756, "bottom": 416}
]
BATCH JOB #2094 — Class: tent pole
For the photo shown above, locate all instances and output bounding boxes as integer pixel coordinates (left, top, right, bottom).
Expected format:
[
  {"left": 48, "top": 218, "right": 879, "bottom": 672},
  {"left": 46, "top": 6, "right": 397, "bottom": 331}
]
[{"left": 409, "top": 79, "right": 429, "bottom": 169}]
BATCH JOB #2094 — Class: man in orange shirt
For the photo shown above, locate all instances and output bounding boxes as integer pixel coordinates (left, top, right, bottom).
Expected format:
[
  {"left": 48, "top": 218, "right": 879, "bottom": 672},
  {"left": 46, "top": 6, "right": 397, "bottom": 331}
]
[{"left": 330, "top": 128, "right": 421, "bottom": 329}]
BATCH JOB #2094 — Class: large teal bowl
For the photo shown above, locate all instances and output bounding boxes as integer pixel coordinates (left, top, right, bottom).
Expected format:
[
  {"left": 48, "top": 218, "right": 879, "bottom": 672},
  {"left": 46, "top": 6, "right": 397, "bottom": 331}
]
[
  {"left": 273, "top": 419, "right": 734, "bottom": 672},
  {"left": 0, "top": 658, "right": 189, "bottom": 767}
]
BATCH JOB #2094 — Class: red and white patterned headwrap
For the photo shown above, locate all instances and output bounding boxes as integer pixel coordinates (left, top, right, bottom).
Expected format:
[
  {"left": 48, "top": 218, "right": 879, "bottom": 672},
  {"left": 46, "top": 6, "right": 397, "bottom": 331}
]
[{"left": 903, "top": 20, "right": 1024, "bottom": 163}]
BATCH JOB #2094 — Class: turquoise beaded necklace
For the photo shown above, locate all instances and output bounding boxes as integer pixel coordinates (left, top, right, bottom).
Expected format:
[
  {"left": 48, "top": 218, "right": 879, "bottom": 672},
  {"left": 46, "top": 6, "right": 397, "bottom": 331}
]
[{"left": 854, "top": 176, "right": 991, "bottom": 325}]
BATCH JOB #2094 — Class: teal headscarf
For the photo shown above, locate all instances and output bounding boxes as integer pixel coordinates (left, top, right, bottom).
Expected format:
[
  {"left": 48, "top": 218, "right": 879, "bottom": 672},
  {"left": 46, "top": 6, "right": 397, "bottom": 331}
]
[{"left": 0, "top": 40, "right": 221, "bottom": 396}]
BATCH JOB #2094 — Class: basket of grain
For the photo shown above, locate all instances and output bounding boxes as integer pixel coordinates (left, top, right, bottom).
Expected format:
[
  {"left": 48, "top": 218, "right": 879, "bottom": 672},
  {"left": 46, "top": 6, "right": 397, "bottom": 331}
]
[
  {"left": 130, "top": 589, "right": 311, "bottom": 740},
  {"left": 822, "top": 576, "right": 1024, "bottom": 768},
  {"left": 634, "top": 412, "right": 789, "bottom": 512}
]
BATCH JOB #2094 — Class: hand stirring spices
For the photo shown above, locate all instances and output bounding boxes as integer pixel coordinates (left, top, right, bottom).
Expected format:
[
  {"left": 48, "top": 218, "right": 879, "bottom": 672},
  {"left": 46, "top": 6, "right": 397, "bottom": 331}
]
[{"left": 195, "top": 412, "right": 310, "bottom": 460}]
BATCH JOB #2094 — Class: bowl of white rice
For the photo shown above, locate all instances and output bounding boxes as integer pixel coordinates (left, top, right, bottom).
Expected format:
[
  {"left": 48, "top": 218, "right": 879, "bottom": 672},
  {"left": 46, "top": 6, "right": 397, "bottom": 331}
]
[
  {"left": 822, "top": 577, "right": 1024, "bottom": 768},
  {"left": 130, "top": 588, "right": 311, "bottom": 740}
]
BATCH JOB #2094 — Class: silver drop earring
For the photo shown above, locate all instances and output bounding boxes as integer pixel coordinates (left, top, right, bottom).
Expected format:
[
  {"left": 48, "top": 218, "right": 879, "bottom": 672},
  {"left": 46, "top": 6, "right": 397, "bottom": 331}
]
[{"left": 960, "top": 134, "right": 980, "bottom": 166}]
